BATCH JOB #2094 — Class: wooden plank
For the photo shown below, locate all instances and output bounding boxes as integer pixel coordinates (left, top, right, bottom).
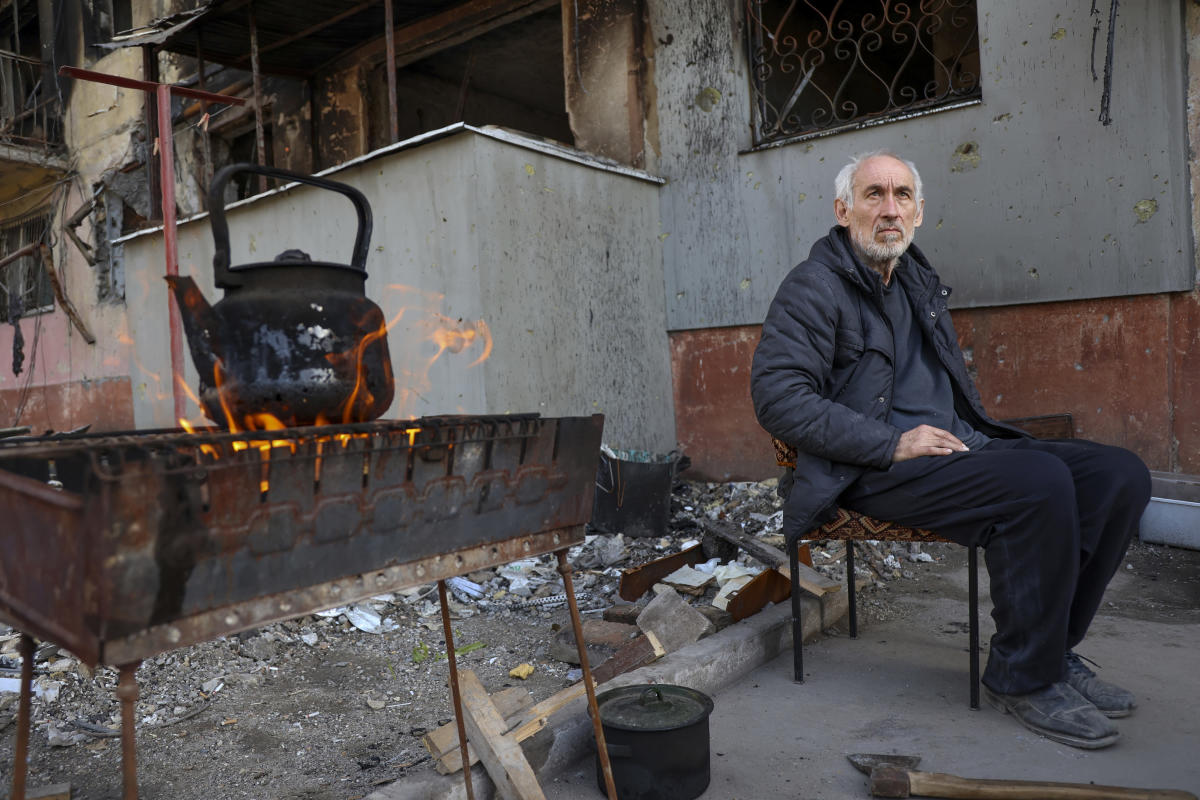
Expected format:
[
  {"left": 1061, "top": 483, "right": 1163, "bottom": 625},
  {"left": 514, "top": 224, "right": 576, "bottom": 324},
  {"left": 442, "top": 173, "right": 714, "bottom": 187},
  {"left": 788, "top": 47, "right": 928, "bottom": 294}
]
[
  {"left": 456, "top": 670, "right": 547, "bottom": 800},
  {"left": 437, "top": 681, "right": 593, "bottom": 775},
  {"left": 725, "top": 568, "right": 792, "bottom": 622},
  {"left": 27, "top": 784, "right": 71, "bottom": 800},
  {"left": 618, "top": 544, "right": 705, "bottom": 600},
  {"left": 425, "top": 686, "right": 532, "bottom": 765},
  {"left": 591, "top": 634, "right": 657, "bottom": 684},
  {"left": 698, "top": 519, "right": 839, "bottom": 596}
]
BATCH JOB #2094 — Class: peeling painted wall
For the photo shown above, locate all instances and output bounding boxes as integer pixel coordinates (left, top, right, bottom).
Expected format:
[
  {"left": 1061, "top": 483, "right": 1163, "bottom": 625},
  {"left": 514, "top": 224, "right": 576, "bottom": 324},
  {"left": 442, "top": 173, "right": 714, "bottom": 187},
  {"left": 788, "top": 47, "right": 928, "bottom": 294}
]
[
  {"left": 117, "top": 127, "right": 675, "bottom": 451},
  {"left": 649, "top": 0, "right": 1191, "bottom": 331}
]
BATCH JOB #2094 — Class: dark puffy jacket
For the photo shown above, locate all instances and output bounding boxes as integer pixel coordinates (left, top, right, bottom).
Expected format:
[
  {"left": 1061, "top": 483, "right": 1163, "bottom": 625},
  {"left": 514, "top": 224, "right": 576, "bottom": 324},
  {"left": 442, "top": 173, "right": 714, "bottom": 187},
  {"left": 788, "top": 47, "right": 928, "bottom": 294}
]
[{"left": 750, "top": 226, "right": 1028, "bottom": 544}]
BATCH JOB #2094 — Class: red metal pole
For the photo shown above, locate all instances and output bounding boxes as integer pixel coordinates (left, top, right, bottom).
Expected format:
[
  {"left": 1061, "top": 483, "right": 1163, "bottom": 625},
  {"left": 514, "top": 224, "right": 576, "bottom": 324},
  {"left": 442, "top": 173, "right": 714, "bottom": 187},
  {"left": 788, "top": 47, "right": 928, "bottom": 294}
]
[
  {"left": 438, "top": 580, "right": 476, "bottom": 800},
  {"left": 116, "top": 663, "right": 142, "bottom": 800},
  {"left": 57, "top": 65, "right": 244, "bottom": 425},
  {"left": 156, "top": 82, "right": 186, "bottom": 424},
  {"left": 10, "top": 634, "right": 34, "bottom": 800},
  {"left": 557, "top": 549, "right": 618, "bottom": 800}
]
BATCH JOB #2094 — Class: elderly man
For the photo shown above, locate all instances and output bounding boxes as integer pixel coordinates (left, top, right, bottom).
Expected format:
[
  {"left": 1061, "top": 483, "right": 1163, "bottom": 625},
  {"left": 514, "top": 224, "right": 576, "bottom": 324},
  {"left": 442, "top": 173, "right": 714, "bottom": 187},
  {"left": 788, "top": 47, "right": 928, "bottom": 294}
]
[{"left": 750, "top": 150, "right": 1150, "bottom": 749}]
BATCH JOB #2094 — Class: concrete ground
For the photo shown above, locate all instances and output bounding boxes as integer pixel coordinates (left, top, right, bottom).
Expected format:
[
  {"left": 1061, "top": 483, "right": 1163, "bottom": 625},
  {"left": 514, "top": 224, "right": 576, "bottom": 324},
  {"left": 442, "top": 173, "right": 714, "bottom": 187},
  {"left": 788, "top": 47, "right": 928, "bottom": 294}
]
[
  {"left": 375, "top": 543, "right": 1200, "bottom": 799},
  {"left": 541, "top": 550, "right": 1200, "bottom": 800}
]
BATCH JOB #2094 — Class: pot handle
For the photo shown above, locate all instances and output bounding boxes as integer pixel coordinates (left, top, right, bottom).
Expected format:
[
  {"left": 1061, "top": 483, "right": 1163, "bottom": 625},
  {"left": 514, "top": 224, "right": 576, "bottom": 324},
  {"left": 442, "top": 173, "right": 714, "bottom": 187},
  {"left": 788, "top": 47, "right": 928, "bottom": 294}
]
[{"left": 206, "top": 163, "right": 373, "bottom": 289}]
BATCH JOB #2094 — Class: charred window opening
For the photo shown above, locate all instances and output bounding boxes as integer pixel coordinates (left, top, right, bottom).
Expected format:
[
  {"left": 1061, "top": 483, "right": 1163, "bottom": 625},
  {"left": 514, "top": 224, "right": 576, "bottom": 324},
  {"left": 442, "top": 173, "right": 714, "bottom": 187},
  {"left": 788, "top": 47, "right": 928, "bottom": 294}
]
[
  {"left": 745, "top": 0, "right": 982, "bottom": 144},
  {"left": 0, "top": 209, "right": 54, "bottom": 323},
  {"left": 0, "top": 0, "right": 64, "bottom": 149},
  {"left": 88, "top": 0, "right": 134, "bottom": 44},
  {"left": 366, "top": 6, "right": 571, "bottom": 152}
]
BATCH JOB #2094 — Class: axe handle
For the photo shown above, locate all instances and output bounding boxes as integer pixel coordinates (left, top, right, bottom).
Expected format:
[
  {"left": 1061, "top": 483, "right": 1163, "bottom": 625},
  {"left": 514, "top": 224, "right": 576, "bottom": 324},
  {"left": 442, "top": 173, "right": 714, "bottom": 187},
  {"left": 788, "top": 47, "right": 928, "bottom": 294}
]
[{"left": 907, "top": 770, "right": 1197, "bottom": 800}]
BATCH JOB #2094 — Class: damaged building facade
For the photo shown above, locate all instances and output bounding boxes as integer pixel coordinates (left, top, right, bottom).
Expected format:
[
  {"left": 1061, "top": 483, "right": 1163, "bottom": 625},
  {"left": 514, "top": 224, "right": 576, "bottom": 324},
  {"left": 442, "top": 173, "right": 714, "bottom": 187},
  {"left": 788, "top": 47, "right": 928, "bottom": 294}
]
[{"left": 0, "top": 0, "right": 1196, "bottom": 482}]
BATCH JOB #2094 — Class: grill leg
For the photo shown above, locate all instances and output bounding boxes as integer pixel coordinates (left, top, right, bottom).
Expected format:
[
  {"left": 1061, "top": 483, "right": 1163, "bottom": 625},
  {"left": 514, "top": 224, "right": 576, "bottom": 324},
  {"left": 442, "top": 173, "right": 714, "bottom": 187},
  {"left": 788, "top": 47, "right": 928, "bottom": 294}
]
[
  {"left": 969, "top": 545, "right": 980, "bottom": 709},
  {"left": 789, "top": 540, "right": 803, "bottom": 683},
  {"left": 116, "top": 662, "right": 142, "bottom": 800},
  {"left": 438, "top": 580, "right": 476, "bottom": 800},
  {"left": 557, "top": 549, "right": 618, "bottom": 800},
  {"left": 11, "top": 633, "right": 34, "bottom": 800},
  {"left": 847, "top": 541, "right": 858, "bottom": 639}
]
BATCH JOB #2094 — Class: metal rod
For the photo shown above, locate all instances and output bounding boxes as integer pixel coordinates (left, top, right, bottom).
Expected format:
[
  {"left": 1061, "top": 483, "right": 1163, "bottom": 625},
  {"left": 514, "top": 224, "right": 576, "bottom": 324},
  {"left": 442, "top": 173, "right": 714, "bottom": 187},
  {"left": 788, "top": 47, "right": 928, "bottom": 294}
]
[
  {"left": 847, "top": 541, "right": 857, "bottom": 637},
  {"left": 790, "top": 538, "right": 804, "bottom": 683},
  {"left": 248, "top": 2, "right": 268, "bottom": 192},
  {"left": 58, "top": 65, "right": 246, "bottom": 105},
  {"left": 116, "top": 663, "right": 142, "bottom": 799},
  {"left": 156, "top": 81, "right": 187, "bottom": 424},
  {"left": 556, "top": 549, "right": 618, "bottom": 800},
  {"left": 438, "top": 580, "right": 475, "bottom": 800},
  {"left": 384, "top": 0, "right": 398, "bottom": 143},
  {"left": 11, "top": 634, "right": 34, "bottom": 800},
  {"left": 969, "top": 545, "right": 980, "bottom": 709}
]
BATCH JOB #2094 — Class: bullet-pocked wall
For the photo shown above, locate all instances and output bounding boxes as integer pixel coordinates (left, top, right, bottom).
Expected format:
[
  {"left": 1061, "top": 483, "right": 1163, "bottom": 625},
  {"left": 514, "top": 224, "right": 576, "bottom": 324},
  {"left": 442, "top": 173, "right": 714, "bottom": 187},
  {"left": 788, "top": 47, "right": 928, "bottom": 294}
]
[
  {"left": 650, "top": 0, "right": 1195, "bottom": 479},
  {"left": 117, "top": 126, "right": 676, "bottom": 453}
]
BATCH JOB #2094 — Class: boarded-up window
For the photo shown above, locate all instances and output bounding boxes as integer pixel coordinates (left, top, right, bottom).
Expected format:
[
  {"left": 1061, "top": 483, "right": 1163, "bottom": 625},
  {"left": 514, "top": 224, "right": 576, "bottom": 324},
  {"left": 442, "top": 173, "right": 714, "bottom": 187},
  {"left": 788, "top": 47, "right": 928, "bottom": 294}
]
[
  {"left": 745, "top": 0, "right": 982, "bottom": 144},
  {"left": 0, "top": 210, "right": 54, "bottom": 323}
]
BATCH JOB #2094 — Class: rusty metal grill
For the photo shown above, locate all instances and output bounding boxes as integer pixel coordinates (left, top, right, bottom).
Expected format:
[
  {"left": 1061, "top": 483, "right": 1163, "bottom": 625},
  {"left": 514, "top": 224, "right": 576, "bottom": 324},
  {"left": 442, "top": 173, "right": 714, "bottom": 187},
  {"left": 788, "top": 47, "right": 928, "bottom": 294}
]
[
  {"left": 0, "top": 414, "right": 603, "bottom": 667},
  {"left": 745, "top": 0, "right": 982, "bottom": 143}
]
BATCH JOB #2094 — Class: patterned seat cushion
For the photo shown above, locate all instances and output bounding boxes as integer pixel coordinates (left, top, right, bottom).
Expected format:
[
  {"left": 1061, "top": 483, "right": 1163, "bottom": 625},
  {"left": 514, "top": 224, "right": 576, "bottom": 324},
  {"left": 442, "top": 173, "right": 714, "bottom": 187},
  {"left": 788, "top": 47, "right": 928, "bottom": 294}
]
[{"left": 771, "top": 436, "right": 947, "bottom": 543}]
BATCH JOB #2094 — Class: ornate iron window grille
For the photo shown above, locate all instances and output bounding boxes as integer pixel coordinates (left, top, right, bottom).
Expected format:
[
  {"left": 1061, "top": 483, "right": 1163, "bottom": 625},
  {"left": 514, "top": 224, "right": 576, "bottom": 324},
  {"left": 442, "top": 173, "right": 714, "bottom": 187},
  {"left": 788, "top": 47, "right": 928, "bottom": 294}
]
[{"left": 745, "top": 0, "right": 982, "bottom": 144}]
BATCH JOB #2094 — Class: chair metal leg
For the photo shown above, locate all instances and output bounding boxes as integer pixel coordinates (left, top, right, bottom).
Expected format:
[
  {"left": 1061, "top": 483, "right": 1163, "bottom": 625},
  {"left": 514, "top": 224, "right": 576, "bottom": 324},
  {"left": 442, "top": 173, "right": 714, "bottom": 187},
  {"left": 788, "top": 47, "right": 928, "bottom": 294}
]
[
  {"left": 846, "top": 541, "right": 857, "bottom": 639},
  {"left": 790, "top": 540, "right": 804, "bottom": 683},
  {"left": 968, "top": 545, "right": 980, "bottom": 709}
]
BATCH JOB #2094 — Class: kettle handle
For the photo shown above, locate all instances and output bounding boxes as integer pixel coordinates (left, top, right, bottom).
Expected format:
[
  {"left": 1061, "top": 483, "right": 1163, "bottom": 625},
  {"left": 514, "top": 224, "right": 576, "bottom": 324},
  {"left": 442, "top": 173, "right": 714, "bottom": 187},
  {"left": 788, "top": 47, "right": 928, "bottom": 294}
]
[{"left": 207, "top": 163, "right": 373, "bottom": 288}]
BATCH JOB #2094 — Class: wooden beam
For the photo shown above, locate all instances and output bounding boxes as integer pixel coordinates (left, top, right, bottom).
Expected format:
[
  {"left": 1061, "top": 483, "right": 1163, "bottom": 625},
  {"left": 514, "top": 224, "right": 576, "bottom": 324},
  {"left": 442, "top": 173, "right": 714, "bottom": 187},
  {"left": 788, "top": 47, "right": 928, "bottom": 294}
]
[
  {"left": 425, "top": 686, "right": 533, "bottom": 770},
  {"left": 434, "top": 680, "right": 594, "bottom": 775},
  {"left": 698, "top": 519, "right": 839, "bottom": 597},
  {"left": 456, "top": 670, "right": 547, "bottom": 800},
  {"left": 321, "top": 0, "right": 557, "bottom": 76}
]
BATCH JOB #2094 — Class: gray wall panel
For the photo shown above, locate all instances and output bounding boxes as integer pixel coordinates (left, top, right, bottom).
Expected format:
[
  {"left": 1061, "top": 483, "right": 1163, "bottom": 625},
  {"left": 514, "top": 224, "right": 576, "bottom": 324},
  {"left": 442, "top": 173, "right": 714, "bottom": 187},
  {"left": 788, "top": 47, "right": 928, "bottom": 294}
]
[
  {"left": 121, "top": 128, "right": 675, "bottom": 452},
  {"left": 653, "top": 0, "right": 1192, "bottom": 330}
]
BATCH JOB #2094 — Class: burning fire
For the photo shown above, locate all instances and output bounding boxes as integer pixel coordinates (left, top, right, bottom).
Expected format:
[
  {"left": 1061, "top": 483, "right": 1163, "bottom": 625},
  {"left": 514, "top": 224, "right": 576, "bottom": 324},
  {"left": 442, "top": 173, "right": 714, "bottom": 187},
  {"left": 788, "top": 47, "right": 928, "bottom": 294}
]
[{"left": 171, "top": 283, "right": 486, "bottom": 497}]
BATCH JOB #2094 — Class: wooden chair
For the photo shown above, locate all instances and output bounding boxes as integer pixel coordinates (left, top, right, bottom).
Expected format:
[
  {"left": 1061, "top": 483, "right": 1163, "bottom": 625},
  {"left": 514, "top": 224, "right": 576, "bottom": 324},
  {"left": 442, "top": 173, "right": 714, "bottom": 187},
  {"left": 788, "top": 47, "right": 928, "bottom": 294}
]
[{"left": 779, "top": 414, "right": 1075, "bottom": 711}]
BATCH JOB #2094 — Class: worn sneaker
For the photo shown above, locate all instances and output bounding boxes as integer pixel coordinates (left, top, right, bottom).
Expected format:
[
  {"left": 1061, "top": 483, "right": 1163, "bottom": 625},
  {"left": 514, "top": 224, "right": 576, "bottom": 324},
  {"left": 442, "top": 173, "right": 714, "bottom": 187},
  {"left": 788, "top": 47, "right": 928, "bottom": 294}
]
[
  {"left": 983, "top": 681, "right": 1119, "bottom": 749},
  {"left": 1065, "top": 651, "right": 1137, "bottom": 718}
]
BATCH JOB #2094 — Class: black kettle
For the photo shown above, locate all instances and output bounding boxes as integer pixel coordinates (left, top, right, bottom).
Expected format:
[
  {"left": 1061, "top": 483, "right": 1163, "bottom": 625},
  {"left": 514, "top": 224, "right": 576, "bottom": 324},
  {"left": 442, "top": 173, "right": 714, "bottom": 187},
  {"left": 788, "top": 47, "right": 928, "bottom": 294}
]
[{"left": 165, "top": 163, "right": 394, "bottom": 429}]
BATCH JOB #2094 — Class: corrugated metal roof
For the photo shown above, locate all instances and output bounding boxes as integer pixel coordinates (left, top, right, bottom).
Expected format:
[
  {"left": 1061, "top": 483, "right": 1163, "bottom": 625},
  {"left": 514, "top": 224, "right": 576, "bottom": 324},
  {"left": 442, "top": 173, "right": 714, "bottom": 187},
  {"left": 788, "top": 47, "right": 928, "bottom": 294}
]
[{"left": 105, "top": 0, "right": 469, "bottom": 77}]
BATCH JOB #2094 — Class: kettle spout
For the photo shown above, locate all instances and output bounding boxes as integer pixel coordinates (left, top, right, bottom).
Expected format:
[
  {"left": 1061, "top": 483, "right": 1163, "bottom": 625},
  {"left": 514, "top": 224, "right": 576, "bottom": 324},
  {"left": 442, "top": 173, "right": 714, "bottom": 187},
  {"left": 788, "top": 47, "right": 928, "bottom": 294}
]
[{"left": 164, "top": 274, "right": 222, "bottom": 379}]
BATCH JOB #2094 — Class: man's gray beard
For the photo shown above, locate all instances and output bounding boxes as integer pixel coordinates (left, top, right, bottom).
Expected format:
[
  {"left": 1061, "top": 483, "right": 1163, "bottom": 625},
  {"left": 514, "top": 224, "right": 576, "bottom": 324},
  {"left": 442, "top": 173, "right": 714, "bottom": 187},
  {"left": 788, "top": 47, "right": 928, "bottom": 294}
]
[{"left": 852, "top": 229, "right": 911, "bottom": 265}]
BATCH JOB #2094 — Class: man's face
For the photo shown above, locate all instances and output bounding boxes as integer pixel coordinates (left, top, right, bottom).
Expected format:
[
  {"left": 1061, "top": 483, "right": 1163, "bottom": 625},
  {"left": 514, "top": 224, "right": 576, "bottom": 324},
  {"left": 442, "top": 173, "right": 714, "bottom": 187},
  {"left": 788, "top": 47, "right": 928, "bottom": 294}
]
[{"left": 834, "top": 155, "right": 924, "bottom": 266}]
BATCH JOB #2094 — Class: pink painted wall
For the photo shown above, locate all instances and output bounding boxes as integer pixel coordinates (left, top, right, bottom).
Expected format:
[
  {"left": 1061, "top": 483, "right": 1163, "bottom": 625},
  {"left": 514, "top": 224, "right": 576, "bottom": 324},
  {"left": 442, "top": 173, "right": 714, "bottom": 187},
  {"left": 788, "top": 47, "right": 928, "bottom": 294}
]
[{"left": 671, "top": 292, "right": 1195, "bottom": 481}]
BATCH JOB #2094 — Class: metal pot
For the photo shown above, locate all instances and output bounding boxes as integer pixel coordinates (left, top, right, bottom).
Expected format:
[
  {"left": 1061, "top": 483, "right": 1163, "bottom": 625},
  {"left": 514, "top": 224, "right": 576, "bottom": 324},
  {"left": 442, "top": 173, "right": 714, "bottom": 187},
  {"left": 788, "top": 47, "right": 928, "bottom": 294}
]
[
  {"left": 595, "top": 684, "right": 714, "bottom": 800},
  {"left": 165, "top": 163, "right": 393, "bottom": 428}
]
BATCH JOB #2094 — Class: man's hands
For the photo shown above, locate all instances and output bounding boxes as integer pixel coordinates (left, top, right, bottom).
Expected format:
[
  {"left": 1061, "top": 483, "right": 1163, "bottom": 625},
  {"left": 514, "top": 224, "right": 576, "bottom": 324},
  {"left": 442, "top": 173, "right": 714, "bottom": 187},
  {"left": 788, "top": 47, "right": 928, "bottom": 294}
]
[{"left": 892, "top": 424, "right": 969, "bottom": 462}]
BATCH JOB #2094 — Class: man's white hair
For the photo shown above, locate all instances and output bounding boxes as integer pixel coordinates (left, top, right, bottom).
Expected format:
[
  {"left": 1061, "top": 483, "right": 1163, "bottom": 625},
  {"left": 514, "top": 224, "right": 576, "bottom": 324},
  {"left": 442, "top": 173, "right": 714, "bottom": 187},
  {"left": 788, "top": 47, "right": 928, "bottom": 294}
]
[{"left": 834, "top": 150, "right": 923, "bottom": 209}]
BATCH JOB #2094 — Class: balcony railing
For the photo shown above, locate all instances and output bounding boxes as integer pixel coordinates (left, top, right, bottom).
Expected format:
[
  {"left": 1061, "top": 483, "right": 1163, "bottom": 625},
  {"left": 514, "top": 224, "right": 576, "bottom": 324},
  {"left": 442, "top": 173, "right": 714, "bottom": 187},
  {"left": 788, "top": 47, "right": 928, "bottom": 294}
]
[{"left": 0, "top": 49, "right": 64, "bottom": 150}]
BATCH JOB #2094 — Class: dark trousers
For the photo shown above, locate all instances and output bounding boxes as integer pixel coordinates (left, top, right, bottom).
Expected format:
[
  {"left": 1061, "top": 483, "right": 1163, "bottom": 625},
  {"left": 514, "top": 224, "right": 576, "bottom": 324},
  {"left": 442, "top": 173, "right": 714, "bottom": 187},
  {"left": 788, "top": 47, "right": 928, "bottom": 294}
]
[{"left": 839, "top": 437, "right": 1150, "bottom": 695}]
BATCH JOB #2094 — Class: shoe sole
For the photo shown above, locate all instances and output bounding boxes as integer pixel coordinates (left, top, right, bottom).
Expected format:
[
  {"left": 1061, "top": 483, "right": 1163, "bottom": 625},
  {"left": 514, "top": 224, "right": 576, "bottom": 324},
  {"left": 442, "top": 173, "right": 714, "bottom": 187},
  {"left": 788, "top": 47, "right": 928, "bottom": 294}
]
[
  {"left": 983, "top": 687, "right": 1120, "bottom": 750},
  {"left": 1099, "top": 707, "right": 1133, "bottom": 719}
]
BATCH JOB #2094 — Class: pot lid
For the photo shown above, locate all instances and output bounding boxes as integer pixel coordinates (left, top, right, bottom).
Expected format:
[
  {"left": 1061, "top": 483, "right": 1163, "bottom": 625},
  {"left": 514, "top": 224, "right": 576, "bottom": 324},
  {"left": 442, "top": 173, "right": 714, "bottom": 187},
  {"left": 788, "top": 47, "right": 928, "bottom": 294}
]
[{"left": 596, "top": 684, "right": 714, "bottom": 732}]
